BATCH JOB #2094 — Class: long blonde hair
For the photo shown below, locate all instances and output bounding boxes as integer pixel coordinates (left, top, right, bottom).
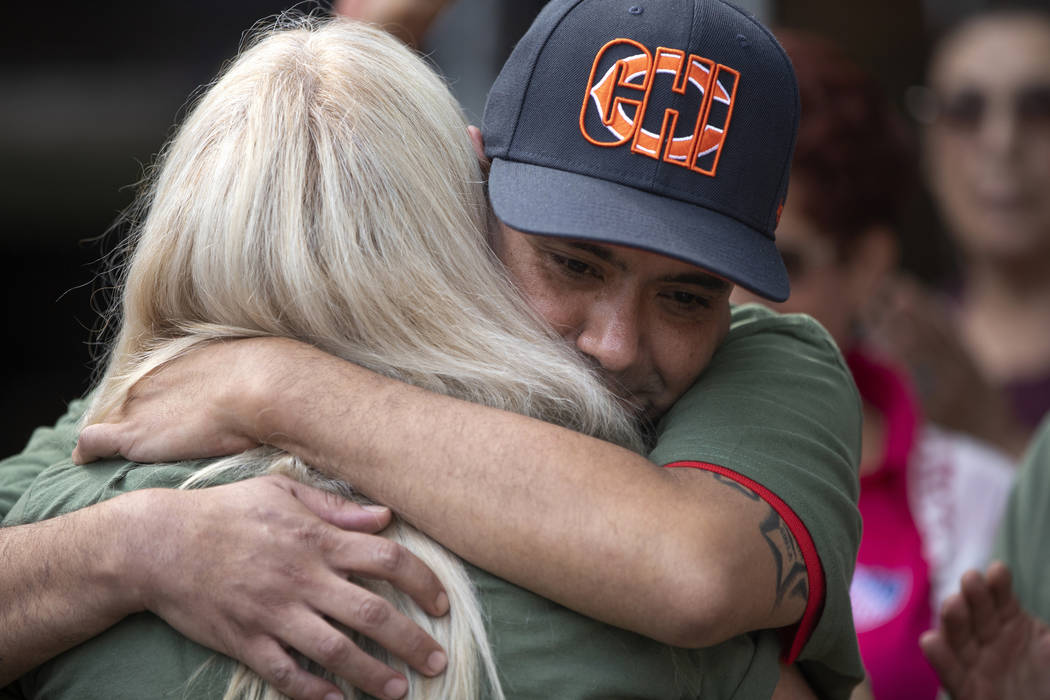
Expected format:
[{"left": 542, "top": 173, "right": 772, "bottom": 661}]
[{"left": 84, "top": 14, "right": 643, "bottom": 700}]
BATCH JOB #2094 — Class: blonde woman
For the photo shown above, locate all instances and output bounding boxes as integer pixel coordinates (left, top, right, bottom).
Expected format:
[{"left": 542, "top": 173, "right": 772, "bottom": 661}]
[{"left": 1, "top": 14, "right": 786, "bottom": 700}]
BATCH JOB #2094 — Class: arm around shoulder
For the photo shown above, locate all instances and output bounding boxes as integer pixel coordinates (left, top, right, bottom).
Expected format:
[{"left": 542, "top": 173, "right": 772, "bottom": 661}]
[{"left": 240, "top": 316, "right": 863, "bottom": 655}]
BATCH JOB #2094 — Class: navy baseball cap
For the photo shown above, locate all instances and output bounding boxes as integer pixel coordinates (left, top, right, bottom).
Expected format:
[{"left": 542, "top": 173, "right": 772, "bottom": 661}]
[{"left": 483, "top": 0, "right": 797, "bottom": 301}]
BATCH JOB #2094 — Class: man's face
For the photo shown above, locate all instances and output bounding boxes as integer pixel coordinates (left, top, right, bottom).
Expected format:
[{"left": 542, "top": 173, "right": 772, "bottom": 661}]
[{"left": 493, "top": 221, "right": 733, "bottom": 423}]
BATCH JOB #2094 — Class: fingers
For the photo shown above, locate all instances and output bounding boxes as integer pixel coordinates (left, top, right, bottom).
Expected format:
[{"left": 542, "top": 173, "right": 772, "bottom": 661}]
[
  {"left": 277, "top": 610, "right": 416, "bottom": 700},
  {"left": 73, "top": 423, "right": 122, "bottom": 464},
  {"left": 985, "top": 561, "right": 1017, "bottom": 614},
  {"left": 919, "top": 628, "right": 965, "bottom": 693},
  {"left": 264, "top": 474, "right": 447, "bottom": 615},
  {"left": 314, "top": 574, "right": 448, "bottom": 682},
  {"left": 279, "top": 477, "right": 393, "bottom": 534},
  {"left": 242, "top": 556, "right": 447, "bottom": 699},
  {"left": 923, "top": 578, "right": 983, "bottom": 697},
  {"left": 240, "top": 636, "right": 349, "bottom": 700},
  {"left": 321, "top": 528, "right": 450, "bottom": 618},
  {"left": 960, "top": 568, "right": 1000, "bottom": 645},
  {"left": 267, "top": 477, "right": 450, "bottom": 679},
  {"left": 939, "top": 591, "right": 979, "bottom": 666}
]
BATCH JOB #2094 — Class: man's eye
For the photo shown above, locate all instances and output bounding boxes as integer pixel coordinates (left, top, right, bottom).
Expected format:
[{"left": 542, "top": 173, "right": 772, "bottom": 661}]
[
  {"left": 551, "top": 253, "right": 594, "bottom": 276},
  {"left": 665, "top": 290, "right": 711, "bottom": 310}
]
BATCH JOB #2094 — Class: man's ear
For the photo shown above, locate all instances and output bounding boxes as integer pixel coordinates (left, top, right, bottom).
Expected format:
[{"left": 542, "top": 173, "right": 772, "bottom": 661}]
[{"left": 467, "top": 125, "right": 491, "bottom": 175}]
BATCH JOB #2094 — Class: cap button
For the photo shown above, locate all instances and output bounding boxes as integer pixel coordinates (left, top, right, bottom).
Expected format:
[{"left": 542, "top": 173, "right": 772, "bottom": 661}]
[{"left": 628, "top": 5, "right": 643, "bottom": 15}]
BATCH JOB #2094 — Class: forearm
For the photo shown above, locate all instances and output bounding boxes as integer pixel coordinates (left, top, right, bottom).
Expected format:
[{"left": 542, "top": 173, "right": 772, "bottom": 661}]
[
  {"left": 255, "top": 342, "right": 799, "bottom": 646},
  {"left": 0, "top": 494, "right": 145, "bottom": 683}
]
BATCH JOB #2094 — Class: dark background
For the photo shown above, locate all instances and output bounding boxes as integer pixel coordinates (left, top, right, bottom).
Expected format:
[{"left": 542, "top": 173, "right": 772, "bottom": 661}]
[
  {"left": 0, "top": 0, "right": 978, "bottom": 456},
  {"left": 2, "top": 0, "right": 295, "bottom": 456}
]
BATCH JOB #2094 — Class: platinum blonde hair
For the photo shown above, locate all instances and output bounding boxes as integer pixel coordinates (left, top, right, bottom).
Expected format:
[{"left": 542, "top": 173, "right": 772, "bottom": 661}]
[{"left": 83, "top": 15, "right": 644, "bottom": 700}]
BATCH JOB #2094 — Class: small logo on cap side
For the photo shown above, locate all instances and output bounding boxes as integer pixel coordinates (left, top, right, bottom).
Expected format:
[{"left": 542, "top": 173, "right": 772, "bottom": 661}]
[{"left": 579, "top": 38, "right": 740, "bottom": 177}]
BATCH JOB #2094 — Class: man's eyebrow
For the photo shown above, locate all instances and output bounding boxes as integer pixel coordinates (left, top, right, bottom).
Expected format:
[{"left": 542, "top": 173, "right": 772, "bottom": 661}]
[
  {"left": 662, "top": 272, "right": 731, "bottom": 293},
  {"left": 564, "top": 240, "right": 730, "bottom": 292},
  {"left": 565, "top": 241, "right": 627, "bottom": 270}
]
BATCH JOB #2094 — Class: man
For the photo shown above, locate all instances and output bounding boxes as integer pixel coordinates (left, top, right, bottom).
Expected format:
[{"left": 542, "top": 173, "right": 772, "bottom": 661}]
[{"left": 1, "top": 2, "right": 863, "bottom": 698}]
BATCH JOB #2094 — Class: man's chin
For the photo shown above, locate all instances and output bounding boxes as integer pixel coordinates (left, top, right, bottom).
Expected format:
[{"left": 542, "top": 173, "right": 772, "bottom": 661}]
[
  {"left": 609, "top": 393, "right": 661, "bottom": 451},
  {"left": 614, "top": 393, "right": 662, "bottom": 426},
  {"left": 589, "top": 365, "right": 663, "bottom": 422}
]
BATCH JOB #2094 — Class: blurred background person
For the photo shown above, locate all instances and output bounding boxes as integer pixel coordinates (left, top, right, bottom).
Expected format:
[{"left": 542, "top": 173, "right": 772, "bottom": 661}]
[
  {"left": 865, "top": 5, "right": 1050, "bottom": 458},
  {"left": 733, "top": 31, "right": 1016, "bottom": 700}
]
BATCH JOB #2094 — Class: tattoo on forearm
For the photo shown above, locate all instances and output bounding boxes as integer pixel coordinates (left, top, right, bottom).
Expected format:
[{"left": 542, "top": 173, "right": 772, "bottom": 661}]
[{"left": 760, "top": 507, "right": 808, "bottom": 609}]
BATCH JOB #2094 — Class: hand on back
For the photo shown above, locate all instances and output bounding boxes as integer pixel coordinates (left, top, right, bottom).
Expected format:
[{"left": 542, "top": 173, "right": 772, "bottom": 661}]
[
  {"left": 73, "top": 338, "right": 304, "bottom": 465},
  {"left": 125, "top": 475, "right": 449, "bottom": 700}
]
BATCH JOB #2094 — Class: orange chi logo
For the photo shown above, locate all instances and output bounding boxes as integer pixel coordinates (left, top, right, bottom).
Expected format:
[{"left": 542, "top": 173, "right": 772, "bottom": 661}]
[{"left": 579, "top": 38, "right": 740, "bottom": 176}]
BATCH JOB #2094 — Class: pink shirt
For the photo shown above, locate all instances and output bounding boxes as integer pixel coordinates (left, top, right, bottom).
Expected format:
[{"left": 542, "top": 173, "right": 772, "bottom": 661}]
[
  {"left": 849, "top": 348, "right": 938, "bottom": 700},
  {"left": 847, "top": 348, "right": 1014, "bottom": 700}
]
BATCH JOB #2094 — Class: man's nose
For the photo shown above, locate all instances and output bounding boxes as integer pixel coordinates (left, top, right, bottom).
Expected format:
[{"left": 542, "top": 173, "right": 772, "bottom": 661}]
[{"left": 575, "top": 296, "right": 643, "bottom": 374}]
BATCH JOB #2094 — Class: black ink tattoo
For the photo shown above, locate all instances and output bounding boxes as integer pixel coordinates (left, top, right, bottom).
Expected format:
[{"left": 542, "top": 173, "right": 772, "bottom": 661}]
[
  {"left": 760, "top": 507, "right": 808, "bottom": 609},
  {"left": 709, "top": 472, "right": 809, "bottom": 610},
  {"left": 711, "top": 472, "right": 761, "bottom": 500}
]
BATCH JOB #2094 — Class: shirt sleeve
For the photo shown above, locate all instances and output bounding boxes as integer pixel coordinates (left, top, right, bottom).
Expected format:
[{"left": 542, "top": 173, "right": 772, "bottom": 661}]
[
  {"left": 0, "top": 399, "right": 86, "bottom": 520},
  {"left": 648, "top": 304, "right": 864, "bottom": 699}
]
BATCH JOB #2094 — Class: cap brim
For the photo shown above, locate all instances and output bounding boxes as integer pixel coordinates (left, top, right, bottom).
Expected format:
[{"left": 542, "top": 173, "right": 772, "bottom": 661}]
[{"left": 488, "top": 158, "right": 790, "bottom": 302}]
